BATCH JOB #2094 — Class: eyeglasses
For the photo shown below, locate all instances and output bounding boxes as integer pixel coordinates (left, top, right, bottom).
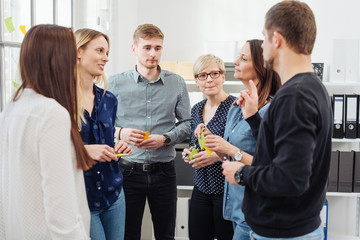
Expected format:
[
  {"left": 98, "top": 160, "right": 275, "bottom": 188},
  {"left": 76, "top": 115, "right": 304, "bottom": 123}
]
[{"left": 195, "top": 71, "right": 223, "bottom": 81}]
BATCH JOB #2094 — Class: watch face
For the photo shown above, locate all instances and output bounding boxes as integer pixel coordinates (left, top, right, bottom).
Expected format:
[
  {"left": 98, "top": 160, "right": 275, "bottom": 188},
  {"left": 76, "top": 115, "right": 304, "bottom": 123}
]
[
  {"left": 234, "top": 151, "right": 243, "bottom": 161},
  {"left": 235, "top": 171, "right": 241, "bottom": 184},
  {"left": 164, "top": 135, "right": 171, "bottom": 144}
]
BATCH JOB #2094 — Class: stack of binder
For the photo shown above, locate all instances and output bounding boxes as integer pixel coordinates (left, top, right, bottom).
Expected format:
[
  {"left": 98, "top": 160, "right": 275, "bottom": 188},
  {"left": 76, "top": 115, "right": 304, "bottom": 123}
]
[
  {"left": 327, "top": 150, "right": 360, "bottom": 193},
  {"left": 332, "top": 94, "right": 360, "bottom": 139}
]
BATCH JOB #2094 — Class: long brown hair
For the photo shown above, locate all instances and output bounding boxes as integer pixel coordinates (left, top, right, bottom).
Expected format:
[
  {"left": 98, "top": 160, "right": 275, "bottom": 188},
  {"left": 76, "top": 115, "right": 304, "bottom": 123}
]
[
  {"left": 247, "top": 39, "right": 281, "bottom": 108},
  {"left": 15, "top": 24, "right": 94, "bottom": 171}
]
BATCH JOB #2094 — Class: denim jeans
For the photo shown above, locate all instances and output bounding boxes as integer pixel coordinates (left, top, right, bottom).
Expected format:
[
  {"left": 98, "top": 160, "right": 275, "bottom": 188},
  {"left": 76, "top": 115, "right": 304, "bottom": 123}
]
[
  {"left": 249, "top": 225, "right": 324, "bottom": 240},
  {"left": 90, "top": 188, "right": 126, "bottom": 240},
  {"left": 233, "top": 221, "right": 251, "bottom": 240},
  {"left": 120, "top": 160, "right": 177, "bottom": 240},
  {"left": 189, "top": 186, "right": 233, "bottom": 240}
]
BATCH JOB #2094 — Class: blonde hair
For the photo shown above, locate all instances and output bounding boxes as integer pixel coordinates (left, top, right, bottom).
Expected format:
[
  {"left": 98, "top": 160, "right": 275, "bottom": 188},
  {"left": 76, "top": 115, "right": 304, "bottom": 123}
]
[
  {"left": 193, "top": 54, "right": 226, "bottom": 77},
  {"left": 75, "top": 28, "right": 110, "bottom": 124}
]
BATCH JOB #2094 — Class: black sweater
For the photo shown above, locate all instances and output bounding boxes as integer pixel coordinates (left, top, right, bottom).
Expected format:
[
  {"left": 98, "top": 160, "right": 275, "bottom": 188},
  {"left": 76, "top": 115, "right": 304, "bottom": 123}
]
[{"left": 242, "top": 73, "right": 333, "bottom": 237}]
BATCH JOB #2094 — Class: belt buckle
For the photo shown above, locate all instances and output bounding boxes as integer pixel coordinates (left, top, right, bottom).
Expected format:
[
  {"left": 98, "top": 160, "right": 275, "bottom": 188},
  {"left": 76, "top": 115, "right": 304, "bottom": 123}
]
[{"left": 142, "top": 163, "right": 151, "bottom": 172}]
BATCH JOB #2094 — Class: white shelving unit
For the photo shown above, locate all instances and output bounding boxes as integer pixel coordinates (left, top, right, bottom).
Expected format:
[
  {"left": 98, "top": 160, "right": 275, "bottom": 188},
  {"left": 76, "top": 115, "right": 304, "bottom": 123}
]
[
  {"left": 326, "top": 192, "right": 360, "bottom": 239},
  {"left": 325, "top": 82, "right": 360, "bottom": 239},
  {"left": 329, "top": 139, "right": 360, "bottom": 239}
]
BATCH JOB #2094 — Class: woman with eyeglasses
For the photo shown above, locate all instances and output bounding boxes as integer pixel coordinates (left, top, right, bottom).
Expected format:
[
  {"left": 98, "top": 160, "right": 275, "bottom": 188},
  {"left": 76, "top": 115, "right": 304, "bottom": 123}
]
[
  {"left": 182, "top": 54, "right": 235, "bottom": 240},
  {"left": 202, "top": 40, "right": 281, "bottom": 240}
]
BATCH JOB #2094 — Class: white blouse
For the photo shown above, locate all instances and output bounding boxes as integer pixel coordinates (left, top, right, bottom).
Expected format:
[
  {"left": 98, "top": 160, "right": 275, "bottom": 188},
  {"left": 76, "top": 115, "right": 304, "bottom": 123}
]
[{"left": 0, "top": 88, "right": 90, "bottom": 239}]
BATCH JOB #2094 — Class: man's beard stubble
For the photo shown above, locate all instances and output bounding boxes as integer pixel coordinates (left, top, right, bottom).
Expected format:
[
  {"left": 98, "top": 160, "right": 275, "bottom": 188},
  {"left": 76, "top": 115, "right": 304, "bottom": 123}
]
[{"left": 264, "top": 57, "right": 274, "bottom": 71}]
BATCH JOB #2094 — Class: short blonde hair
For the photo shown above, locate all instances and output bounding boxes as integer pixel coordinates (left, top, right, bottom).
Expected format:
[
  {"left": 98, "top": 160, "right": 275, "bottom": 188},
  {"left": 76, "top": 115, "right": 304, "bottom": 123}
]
[{"left": 193, "top": 54, "right": 226, "bottom": 77}]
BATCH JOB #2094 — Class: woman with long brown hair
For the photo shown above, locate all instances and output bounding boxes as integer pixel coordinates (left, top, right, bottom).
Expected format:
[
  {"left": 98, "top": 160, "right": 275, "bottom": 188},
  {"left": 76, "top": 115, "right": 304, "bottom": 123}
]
[{"left": 0, "top": 24, "right": 93, "bottom": 239}]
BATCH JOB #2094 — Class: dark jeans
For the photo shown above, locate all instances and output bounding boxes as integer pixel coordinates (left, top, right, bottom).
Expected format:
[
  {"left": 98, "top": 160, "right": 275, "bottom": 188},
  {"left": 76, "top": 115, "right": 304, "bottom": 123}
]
[
  {"left": 119, "top": 160, "right": 177, "bottom": 240},
  {"left": 189, "top": 186, "right": 234, "bottom": 240}
]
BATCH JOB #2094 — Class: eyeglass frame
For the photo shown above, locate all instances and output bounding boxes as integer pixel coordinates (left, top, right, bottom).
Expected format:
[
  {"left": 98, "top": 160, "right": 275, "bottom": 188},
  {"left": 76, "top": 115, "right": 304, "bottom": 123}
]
[{"left": 195, "top": 70, "right": 224, "bottom": 81}]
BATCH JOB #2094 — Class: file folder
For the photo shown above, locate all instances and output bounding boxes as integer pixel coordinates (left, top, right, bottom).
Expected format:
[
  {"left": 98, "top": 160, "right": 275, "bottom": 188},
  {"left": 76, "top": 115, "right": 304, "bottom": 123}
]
[
  {"left": 353, "top": 151, "right": 360, "bottom": 192},
  {"left": 357, "top": 96, "right": 360, "bottom": 138},
  {"left": 338, "top": 151, "right": 354, "bottom": 192},
  {"left": 345, "top": 95, "right": 358, "bottom": 139},
  {"left": 333, "top": 95, "right": 344, "bottom": 138},
  {"left": 328, "top": 151, "right": 339, "bottom": 192}
]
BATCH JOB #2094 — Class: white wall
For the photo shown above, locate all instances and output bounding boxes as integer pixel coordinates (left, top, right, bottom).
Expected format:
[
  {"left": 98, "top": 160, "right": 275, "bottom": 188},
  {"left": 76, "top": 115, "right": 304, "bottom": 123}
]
[{"left": 74, "top": 0, "right": 360, "bottom": 81}]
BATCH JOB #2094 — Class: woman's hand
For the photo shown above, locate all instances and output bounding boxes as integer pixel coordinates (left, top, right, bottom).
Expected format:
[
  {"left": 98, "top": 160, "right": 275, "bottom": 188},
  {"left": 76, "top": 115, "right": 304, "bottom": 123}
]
[
  {"left": 239, "top": 80, "right": 258, "bottom": 119},
  {"left": 194, "top": 123, "right": 212, "bottom": 139},
  {"left": 182, "top": 147, "right": 193, "bottom": 164},
  {"left": 204, "top": 135, "right": 234, "bottom": 155},
  {"left": 85, "top": 144, "right": 117, "bottom": 162},
  {"left": 188, "top": 151, "right": 221, "bottom": 169},
  {"left": 114, "top": 140, "right": 133, "bottom": 155}
]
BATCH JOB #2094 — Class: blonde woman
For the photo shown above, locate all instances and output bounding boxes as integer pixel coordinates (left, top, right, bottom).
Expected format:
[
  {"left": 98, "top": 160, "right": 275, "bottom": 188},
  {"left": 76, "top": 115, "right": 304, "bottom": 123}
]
[
  {"left": 75, "top": 28, "right": 132, "bottom": 240},
  {"left": 182, "top": 54, "right": 235, "bottom": 240}
]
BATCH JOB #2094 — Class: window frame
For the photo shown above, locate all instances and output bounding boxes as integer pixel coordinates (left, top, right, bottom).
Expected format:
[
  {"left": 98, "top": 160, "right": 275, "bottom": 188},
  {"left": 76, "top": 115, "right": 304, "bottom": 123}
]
[{"left": 0, "top": 0, "right": 74, "bottom": 111}]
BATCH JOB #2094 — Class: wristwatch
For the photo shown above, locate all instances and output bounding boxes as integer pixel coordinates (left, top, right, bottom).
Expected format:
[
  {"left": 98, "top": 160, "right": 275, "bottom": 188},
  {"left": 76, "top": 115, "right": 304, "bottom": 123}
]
[
  {"left": 163, "top": 134, "right": 171, "bottom": 145},
  {"left": 235, "top": 166, "right": 245, "bottom": 185},
  {"left": 234, "top": 150, "right": 243, "bottom": 162}
]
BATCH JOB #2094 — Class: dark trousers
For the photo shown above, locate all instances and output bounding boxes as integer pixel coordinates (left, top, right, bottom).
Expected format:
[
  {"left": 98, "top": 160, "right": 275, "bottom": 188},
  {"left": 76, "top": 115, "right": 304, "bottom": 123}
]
[
  {"left": 189, "top": 186, "right": 234, "bottom": 240},
  {"left": 120, "top": 160, "right": 177, "bottom": 240}
]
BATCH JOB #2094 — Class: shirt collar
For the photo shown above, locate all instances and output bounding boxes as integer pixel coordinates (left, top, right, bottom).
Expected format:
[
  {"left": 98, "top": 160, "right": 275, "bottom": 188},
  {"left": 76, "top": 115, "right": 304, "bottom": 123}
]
[{"left": 132, "top": 65, "right": 165, "bottom": 85}]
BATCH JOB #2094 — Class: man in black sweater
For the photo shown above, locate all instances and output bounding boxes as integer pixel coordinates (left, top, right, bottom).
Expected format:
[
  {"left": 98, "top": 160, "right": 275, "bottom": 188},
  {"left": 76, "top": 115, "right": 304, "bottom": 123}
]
[{"left": 222, "top": 1, "right": 333, "bottom": 239}]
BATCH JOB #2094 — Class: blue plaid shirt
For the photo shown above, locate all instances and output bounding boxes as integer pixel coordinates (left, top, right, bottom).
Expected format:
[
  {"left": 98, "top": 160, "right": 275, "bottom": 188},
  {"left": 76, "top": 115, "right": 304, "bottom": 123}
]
[{"left": 80, "top": 84, "right": 123, "bottom": 211}]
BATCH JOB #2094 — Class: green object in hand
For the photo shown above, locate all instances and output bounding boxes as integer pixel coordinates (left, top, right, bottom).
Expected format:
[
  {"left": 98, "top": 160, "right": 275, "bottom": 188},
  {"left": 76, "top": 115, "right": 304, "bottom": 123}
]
[{"left": 189, "top": 147, "right": 198, "bottom": 160}]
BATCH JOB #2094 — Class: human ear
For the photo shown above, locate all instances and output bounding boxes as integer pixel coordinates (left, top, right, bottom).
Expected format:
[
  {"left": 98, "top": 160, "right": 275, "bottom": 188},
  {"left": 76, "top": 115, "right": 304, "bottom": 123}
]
[
  {"left": 273, "top": 32, "right": 282, "bottom": 49},
  {"left": 77, "top": 48, "right": 83, "bottom": 62},
  {"left": 131, "top": 44, "right": 136, "bottom": 56}
]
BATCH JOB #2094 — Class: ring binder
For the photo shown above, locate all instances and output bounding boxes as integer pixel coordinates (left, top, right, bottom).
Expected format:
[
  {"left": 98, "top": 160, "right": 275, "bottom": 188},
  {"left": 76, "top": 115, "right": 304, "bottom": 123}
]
[
  {"left": 345, "top": 95, "right": 358, "bottom": 139},
  {"left": 333, "top": 95, "right": 344, "bottom": 138}
]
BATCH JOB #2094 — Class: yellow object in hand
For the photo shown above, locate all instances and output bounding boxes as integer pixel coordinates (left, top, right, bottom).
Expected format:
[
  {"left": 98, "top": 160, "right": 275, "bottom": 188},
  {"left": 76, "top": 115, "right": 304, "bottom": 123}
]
[
  {"left": 204, "top": 146, "right": 213, "bottom": 156},
  {"left": 115, "top": 153, "right": 130, "bottom": 157},
  {"left": 199, "top": 132, "right": 213, "bottom": 156},
  {"left": 143, "top": 131, "right": 149, "bottom": 140}
]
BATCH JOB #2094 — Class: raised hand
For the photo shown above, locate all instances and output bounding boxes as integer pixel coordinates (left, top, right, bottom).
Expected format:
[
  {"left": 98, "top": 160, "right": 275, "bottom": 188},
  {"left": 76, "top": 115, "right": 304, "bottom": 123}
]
[{"left": 239, "top": 80, "right": 258, "bottom": 119}]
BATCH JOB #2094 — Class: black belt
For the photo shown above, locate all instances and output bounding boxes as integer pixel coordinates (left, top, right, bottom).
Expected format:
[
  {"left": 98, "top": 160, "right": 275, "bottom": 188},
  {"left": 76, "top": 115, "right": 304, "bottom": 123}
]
[{"left": 118, "top": 158, "right": 174, "bottom": 173}]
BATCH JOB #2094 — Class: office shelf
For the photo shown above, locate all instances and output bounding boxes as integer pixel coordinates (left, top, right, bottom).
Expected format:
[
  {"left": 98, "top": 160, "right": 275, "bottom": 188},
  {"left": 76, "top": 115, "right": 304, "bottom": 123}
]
[{"left": 332, "top": 138, "right": 360, "bottom": 143}]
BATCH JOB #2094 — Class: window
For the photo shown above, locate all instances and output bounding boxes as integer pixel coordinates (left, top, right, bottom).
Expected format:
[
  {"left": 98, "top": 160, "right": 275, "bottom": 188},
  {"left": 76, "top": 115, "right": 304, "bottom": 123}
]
[{"left": 0, "top": 0, "right": 73, "bottom": 111}]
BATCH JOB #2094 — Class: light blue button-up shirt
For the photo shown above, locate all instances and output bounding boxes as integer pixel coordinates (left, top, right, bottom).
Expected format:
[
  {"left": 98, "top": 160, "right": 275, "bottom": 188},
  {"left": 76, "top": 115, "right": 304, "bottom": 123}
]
[
  {"left": 223, "top": 103, "right": 270, "bottom": 224},
  {"left": 108, "top": 66, "right": 191, "bottom": 163}
]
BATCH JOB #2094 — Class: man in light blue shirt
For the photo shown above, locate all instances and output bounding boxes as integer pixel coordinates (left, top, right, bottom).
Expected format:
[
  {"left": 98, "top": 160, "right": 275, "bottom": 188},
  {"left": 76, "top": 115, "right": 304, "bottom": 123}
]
[{"left": 108, "top": 24, "right": 191, "bottom": 240}]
